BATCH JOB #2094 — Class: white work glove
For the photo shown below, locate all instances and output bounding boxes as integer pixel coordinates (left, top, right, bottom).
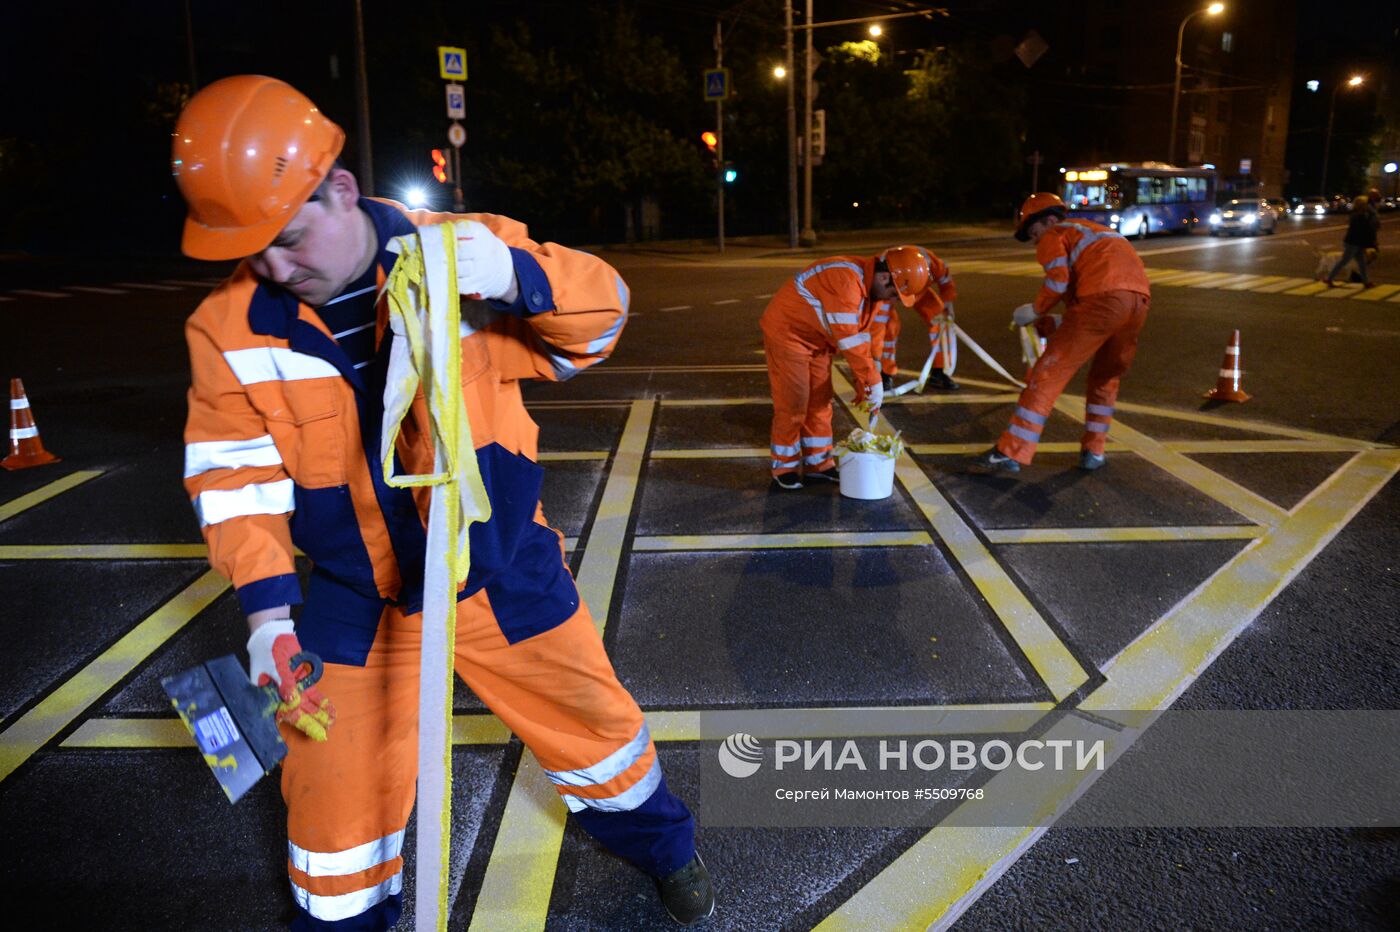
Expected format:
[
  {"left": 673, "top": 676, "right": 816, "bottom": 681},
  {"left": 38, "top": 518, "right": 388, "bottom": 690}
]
[
  {"left": 943, "top": 301, "right": 955, "bottom": 321},
  {"left": 247, "top": 620, "right": 335, "bottom": 741},
  {"left": 451, "top": 220, "right": 516, "bottom": 301},
  {"left": 1011, "top": 303, "right": 1038, "bottom": 327},
  {"left": 863, "top": 380, "right": 884, "bottom": 413}
]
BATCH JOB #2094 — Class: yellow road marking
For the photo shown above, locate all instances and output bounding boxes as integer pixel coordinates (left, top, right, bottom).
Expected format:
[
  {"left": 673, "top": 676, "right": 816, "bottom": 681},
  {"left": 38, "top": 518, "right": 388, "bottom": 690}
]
[
  {"left": 1143, "top": 269, "right": 1202, "bottom": 285},
  {"left": 1185, "top": 271, "right": 1254, "bottom": 288},
  {"left": 537, "top": 451, "right": 609, "bottom": 461},
  {"left": 910, "top": 441, "right": 1120, "bottom": 456},
  {"left": 832, "top": 371, "right": 1088, "bottom": 701},
  {"left": 574, "top": 399, "right": 653, "bottom": 634},
  {"left": 62, "top": 714, "right": 515, "bottom": 748},
  {"left": 984, "top": 525, "right": 1263, "bottom": 544},
  {"left": 1284, "top": 281, "right": 1331, "bottom": 296},
  {"left": 644, "top": 704, "right": 1055, "bottom": 742},
  {"left": 1315, "top": 283, "right": 1362, "bottom": 299},
  {"left": 1351, "top": 283, "right": 1400, "bottom": 301},
  {"left": 1205, "top": 273, "right": 1273, "bottom": 289},
  {"left": 0, "top": 544, "right": 208, "bottom": 559},
  {"left": 0, "top": 470, "right": 103, "bottom": 523},
  {"left": 633, "top": 531, "right": 933, "bottom": 551},
  {"left": 0, "top": 568, "right": 229, "bottom": 782},
  {"left": 817, "top": 449, "right": 1399, "bottom": 932},
  {"left": 1160, "top": 439, "right": 1375, "bottom": 453},
  {"left": 1252, "top": 276, "right": 1314, "bottom": 293},
  {"left": 1084, "top": 406, "right": 1288, "bottom": 527},
  {"left": 1220, "top": 274, "right": 1286, "bottom": 290},
  {"left": 893, "top": 393, "right": 1022, "bottom": 405},
  {"left": 468, "top": 751, "right": 567, "bottom": 932},
  {"left": 1109, "top": 398, "right": 1383, "bottom": 447},
  {"left": 661, "top": 397, "right": 772, "bottom": 406},
  {"left": 649, "top": 447, "right": 768, "bottom": 459},
  {"left": 1156, "top": 270, "right": 1226, "bottom": 286}
]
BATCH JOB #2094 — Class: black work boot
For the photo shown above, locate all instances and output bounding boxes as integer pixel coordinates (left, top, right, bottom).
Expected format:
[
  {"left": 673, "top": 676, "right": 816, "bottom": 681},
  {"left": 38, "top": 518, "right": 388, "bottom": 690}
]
[
  {"left": 926, "top": 369, "right": 959, "bottom": 391},
  {"left": 966, "top": 448, "right": 1021, "bottom": 474},
  {"left": 881, "top": 373, "right": 894, "bottom": 391},
  {"left": 1078, "top": 450, "right": 1107, "bottom": 471},
  {"left": 656, "top": 852, "right": 716, "bottom": 925},
  {"left": 772, "top": 473, "right": 803, "bottom": 490}
]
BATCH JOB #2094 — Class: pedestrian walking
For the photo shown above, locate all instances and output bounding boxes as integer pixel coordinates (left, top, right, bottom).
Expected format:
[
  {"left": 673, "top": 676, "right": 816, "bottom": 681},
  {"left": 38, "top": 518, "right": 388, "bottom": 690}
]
[
  {"left": 1324, "top": 195, "right": 1377, "bottom": 287},
  {"left": 171, "top": 75, "right": 711, "bottom": 929},
  {"left": 869, "top": 247, "right": 960, "bottom": 392},
  {"left": 760, "top": 247, "right": 936, "bottom": 489},
  {"left": 969, "top": 193, "right": 1150, "bottom": 474}
]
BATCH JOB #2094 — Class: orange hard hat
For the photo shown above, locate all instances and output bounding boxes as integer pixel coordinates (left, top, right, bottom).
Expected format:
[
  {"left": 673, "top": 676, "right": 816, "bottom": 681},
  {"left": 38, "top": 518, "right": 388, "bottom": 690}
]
[
  {"left": 1015, "top": 192, "right": 1067, "bottom": 241},
  {"left": 878, "top": 246, "right": 931, "bottom": 307},
  {"left": 172, "top": 75, "right": 345, "bottom": 260}
]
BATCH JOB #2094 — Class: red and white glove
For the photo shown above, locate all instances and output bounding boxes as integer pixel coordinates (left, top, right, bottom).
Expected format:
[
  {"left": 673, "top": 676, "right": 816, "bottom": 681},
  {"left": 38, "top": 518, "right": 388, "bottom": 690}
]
[
  {"left": 451, "top": 220, "right": 516, "bottom": 301},
  {"left": 247, "top": 620, "right": 335, "bottom": 742},
  {"left": 862, "top": 379, "right": 884, "bottom": 417}
]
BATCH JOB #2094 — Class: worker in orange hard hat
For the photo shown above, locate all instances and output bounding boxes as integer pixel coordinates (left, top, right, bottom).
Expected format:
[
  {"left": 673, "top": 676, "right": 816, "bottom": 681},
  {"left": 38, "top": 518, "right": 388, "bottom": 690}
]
[
  {"left": 760, "top": 246, "right": 938, "bottom": 489},
  {"left": 868, "top": 245, "right": 959, "bottom": 392},
  {"left": 967, "top": 192, "right": 1150, "bottom": 475},
  {"left": 172, "top": 75, "right": 710, "bottom": 928}
]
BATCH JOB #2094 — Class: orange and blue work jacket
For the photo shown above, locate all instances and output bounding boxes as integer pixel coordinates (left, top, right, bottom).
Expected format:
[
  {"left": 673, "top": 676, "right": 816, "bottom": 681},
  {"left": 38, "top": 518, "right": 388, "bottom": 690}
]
[
  {"left": 182, "top": 199, "right": 629, "bottom": 664},
  {"left": 1033, "top": 219, "right": 1151, "bottom": 314},
  {"left": 760, "top": 254, "right": 883, "bottom": 395}
]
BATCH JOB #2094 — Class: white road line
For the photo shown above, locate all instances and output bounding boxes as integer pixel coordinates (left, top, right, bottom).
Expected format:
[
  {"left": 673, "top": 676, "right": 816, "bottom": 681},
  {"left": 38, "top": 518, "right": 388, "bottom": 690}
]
[
  {"left": 659, "top": 305, "right": 692, "bottom": 312},
  {"left": 67, "top": 286, "right": 129, "bottom": 295},
  {"left": 10, "top": 289, "right": 71, "bottom": 299},
  {"left": 113, "top": 281, "right": 182, "bottom": 291},
  {"left": 753, "top": 293, "right": 773, "bottom": 299},
  {"left": 713, "top": 298, "right": 740, "bottom": 305}
]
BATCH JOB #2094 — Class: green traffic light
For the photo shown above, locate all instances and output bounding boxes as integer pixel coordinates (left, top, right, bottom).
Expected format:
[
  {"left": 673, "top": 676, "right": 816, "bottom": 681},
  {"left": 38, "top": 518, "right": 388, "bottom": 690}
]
[{"left": 724, "top": 168, "right": 737, "bottom": 183}]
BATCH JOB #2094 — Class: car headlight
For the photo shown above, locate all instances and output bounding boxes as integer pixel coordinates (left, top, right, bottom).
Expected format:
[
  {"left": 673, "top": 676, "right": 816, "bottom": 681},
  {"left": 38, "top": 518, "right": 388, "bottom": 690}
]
[
  {"left": 1295, "top": 206, "right": 1304, "bottom": 214},
  {"left": 1244, "top": 213, "right": 1257, "bottom": 223},
  {"left": 1315, "top": 205, "right": 1325, "bottom": 214},
  {"left": 1209, "top": 213, "right": 1221, "bottom": 224},
  {"left": 1110, "top": 214, "right": 1120, "bottom": 224}
]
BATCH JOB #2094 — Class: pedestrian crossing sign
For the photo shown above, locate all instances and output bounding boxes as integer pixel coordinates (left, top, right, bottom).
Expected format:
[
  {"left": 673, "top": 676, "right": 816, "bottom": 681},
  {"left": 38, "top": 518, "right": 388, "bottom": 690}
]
[
  {"left": 703, "top": 68, "right": 731, "bottom": 102},
  {"left": 438, "top": 46, "right": 467, "bottom": 81}
]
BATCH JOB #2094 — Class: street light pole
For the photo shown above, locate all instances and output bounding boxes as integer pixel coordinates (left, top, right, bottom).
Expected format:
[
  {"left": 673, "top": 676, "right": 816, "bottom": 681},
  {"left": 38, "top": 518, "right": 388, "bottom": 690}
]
[
  {"left": 1320, "top": 76, "right": 1364, "bottom": 197},
  {"left": 785, "top": 3, "right": 798, "bottom": 248},
  {"left": 1168, "top": 3, "right": 1224, "bottom": 166},
  {"left": 715, "top": 19, "right": 725, "bottom": 254},
  {"left": 800, "top": 0, "right": 816, "bottom": 247}
]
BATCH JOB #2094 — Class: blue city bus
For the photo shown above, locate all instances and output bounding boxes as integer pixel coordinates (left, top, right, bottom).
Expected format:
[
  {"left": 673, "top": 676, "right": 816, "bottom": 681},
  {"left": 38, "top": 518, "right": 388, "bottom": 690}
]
[{"left": 1058, "top": 163, "right": 1217, "bottom": 238}]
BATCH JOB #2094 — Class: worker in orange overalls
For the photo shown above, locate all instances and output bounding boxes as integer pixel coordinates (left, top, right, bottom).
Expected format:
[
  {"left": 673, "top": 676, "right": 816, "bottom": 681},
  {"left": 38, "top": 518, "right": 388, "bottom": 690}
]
[
  {"left": 969, "top": 193, "right": 1150, "bottom": 474},
  {"left": 868, "top": 247, "right": 959, "bottom": 391},
  {"left": 760, "top": 247, "right": 931, "bottom": 489},
  {"left": 172, "top": 76, "right": 710, "bottom": 929}
]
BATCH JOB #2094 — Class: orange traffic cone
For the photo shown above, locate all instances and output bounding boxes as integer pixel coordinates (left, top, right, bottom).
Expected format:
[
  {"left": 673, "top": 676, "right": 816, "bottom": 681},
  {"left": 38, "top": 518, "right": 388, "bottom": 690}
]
[
  {"left": 1203, "top": 330, "right": 1251, "bottom": 403},
  {"left": 2, "top": 378, "right": 61, "bottom": 470}
]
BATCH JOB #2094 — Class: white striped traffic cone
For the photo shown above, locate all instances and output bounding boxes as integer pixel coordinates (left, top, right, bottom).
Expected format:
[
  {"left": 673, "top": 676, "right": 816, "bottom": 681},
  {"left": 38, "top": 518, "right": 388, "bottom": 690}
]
[
  {"left": 2, "top": 378, "right": 61, "bottom": 470},
  {"left": 1203, "top": 330, "right": 1251, "bottom": 403}
]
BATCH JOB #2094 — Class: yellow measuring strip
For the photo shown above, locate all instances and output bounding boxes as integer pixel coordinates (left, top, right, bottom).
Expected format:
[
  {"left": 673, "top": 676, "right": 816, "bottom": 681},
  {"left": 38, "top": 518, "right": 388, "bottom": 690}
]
[
  {"left": 0, "top": 469, "right": 102, "bottom": 523},
  {"left": 574, "top": 399, "right": 654, "bottom": 635},
  {"left": 0, "top": 544, "right": 208, "bottom": 559},
  {"left": 0, "top": 568, "right": 229, "bottom": 782}
]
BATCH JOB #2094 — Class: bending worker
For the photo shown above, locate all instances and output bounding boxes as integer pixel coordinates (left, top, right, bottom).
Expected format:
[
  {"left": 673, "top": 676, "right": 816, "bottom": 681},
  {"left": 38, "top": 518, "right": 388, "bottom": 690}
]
[
  {"left": 869, "top": 246, "right": 960, "bottom": 391},
  {"left": 970, "top": 193, "right": 1150, "bottom": 474},
  {"left": 761, "top": 247, "right": 932, "bottom": 489},
  {"left": 172, "top": 76, "right": 711, "bottom": 929}
]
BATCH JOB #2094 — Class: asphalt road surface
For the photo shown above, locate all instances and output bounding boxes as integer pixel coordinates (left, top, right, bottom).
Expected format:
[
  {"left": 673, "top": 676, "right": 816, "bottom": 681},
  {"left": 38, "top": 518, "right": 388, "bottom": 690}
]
[{"left": 2, "top": 213, "right": 1397, "bottom": 930}]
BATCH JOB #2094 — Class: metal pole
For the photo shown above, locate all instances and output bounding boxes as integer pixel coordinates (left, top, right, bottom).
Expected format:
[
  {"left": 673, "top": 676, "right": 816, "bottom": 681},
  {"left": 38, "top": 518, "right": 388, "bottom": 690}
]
[
  {"left": 799, "top": 0, "right": 816, "bottom": 246},
  {"left": 1320, "top": 84, "right": 1340, "bottom": 197},
  {"left": 451, "top": 147, "right": 464, "bottom": 213},
  {"left": 785, "top": 4, "right": 798, "bottom": 247},
  {"left": 351, "top": 0, "right": 374, "bottom": 194},
  {"left": 715, "top": 20, "right": 725, "bottom": 254},
  {"left": 1168, "top": 11, "right": 1194, "bottom": 166},
  {"left": 183, "top": 0, "right": 198, "bottom": 89}
]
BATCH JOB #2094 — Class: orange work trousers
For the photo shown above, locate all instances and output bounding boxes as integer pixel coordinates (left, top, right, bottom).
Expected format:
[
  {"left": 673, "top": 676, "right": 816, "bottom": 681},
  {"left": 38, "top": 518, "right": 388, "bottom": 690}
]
[
  {"left": 764, "top": 332, "right": 838, "bottom": 476},
  {"left": 997, "top": 289, "right": 1149, "bottom": 464},
  {"left": 280, "top": 594, "right": 666, "bottom": 924}
]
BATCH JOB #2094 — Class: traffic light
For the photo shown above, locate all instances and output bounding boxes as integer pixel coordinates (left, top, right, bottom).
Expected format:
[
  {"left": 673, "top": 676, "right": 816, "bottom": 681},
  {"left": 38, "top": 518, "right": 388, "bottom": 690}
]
[
  {"left": 431, "top": 149, "right": 449, "bottom": 184},
  {"left": 700, "top": 131, "right": 718, "bottom": 170},
  {"left": 724, "top": 164, "right": 737, "bottom": 184}
]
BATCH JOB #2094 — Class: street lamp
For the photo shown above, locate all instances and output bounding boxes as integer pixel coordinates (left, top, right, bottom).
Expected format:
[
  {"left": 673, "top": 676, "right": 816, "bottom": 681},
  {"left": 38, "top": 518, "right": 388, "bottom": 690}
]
[
  {"left": 1386, "top": 161, "right": 1399, "bottom": 197},
  {"left": 868, "top": 24, "right": 882, "bottom": 36},
  {"left": 1320, "top": 75, "right": 1365, "bottom": 197},
  {"left": 1168, "top": 2, "right": 1225, "bottom": 166},
  {"left": 773, "top": 65, "right": 787, "bottom": 78}
]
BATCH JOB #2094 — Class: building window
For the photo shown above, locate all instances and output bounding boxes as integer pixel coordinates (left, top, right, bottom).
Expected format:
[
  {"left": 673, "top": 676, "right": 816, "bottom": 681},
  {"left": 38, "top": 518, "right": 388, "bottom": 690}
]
[
  {"left": 1221, "top": 31, "right": 1233, "bottom": 52},
  {"left": 1214, "top": 134, "right": 1226, "bottom": 153},
  {"left": 1189, "top": 131, "right": 1205, "bottom": 162},
  {"left": 1217, "top": 100, "right": 1229, "bottom": 121}
]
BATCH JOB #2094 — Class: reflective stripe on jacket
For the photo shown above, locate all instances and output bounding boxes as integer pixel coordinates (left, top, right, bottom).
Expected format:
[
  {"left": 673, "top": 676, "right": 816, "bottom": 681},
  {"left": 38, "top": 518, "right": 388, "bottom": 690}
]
[
  {"left": 759, "top": 255, "right": 882, "bottom": 394},
  {"left": 183, "top": 198, "right": 629, "bottom": 657},
  {"left": 1034, "top": 218, "right": 1150, "bottom": 314}
]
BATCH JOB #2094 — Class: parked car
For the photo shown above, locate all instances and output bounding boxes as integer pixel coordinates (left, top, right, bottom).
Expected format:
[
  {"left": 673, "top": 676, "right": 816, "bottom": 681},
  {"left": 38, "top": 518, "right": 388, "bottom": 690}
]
[
  {"left": 1379, "top": 196, "right": 1399, "bottom": 212},
  {"left": 1209, "top": 199, "right": 1280, "bottom": 236},
  {"left": 1327, "top": 195, "right": 1351, "bottom": 214},
  {"left": 1292, "top": 196, "right": 1329, "bottom": 217}
]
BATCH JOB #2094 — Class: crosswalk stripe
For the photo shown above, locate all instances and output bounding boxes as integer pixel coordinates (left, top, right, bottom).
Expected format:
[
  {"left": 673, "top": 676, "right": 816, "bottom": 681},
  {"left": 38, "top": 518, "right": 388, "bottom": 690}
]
[
  {"left": 1160, "top": 270, "right": 1225, "bottom": 286},
  {"left": 1250, "top": 276, "right": 1313, "bottom": 293},
  {"left": 1186, "top": 271, "right": 1250, "bottom": 288},
  {"left": 113, "top": 281, "right": 182, "bottom": 291},
  {"left": 1283, "top": 281, "right": 1331, "bottom": 296},
  {"left": 1143, "top": 270, "right": 1202, "bottom": 285},
  {"left": 1203, "top": 273, "right": 1268, "bottom": 289},
  {"left": 10, "top": 289, "right": 71, "bottom": 299},
  {"left": 1220, "top": 274, "right": 1284, "bottom": 290},
  {"left": 67, "top": 285, "right": 128, "bottom": 295},
  {"left": 1315, "top": 283, "right": 1363, "bottom": 299},
  {"left": 1351, "top": 283, "right": 1400, "bottom": 301}
]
